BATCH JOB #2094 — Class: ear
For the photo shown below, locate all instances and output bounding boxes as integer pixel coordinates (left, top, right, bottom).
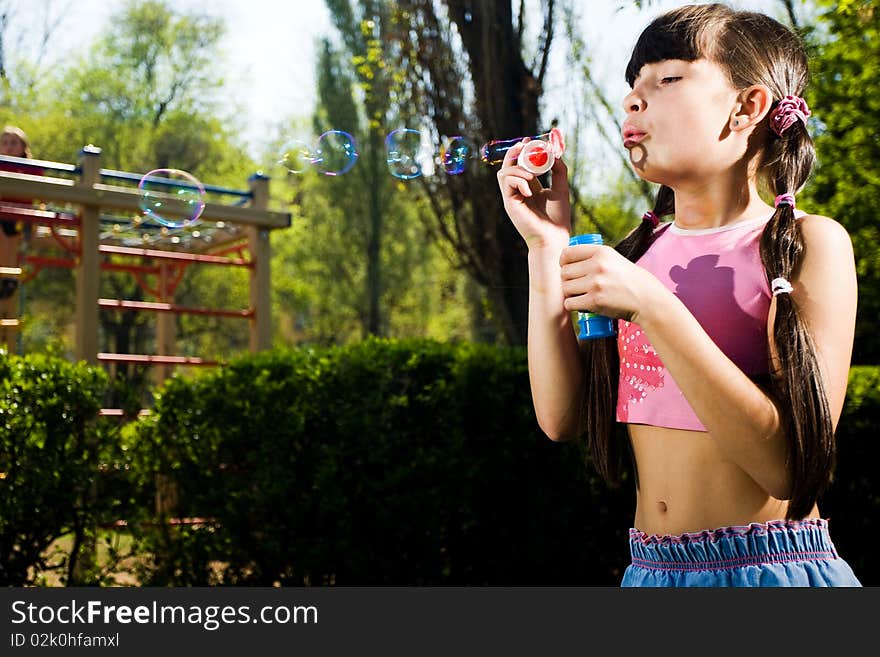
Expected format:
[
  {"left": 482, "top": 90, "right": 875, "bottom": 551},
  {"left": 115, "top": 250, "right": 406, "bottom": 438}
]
[{"left": 729, "top": 85, "right": 773, "bottom": 132}]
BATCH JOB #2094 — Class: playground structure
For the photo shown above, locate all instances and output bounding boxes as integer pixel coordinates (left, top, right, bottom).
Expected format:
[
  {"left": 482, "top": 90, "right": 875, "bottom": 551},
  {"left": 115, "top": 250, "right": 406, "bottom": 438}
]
[{"left": 0, "top": 146, "right": 291, "bottom": 390}]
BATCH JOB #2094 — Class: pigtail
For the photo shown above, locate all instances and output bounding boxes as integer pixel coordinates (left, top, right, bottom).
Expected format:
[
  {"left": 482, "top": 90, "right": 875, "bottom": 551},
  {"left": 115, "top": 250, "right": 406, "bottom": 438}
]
[
  {"left": 580, "top": 185, "right": 674, "bottom": 487},
  {"left": 760, "top": 113, "right": 835, "bottom": 520}
]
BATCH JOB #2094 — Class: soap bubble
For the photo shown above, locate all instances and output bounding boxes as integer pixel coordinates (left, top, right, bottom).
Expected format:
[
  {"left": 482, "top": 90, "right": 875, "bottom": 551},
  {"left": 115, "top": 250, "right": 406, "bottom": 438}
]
[
  {"left": 278, "top": 130, "right": 359, "bottom": 176},
  {"left": 440, "top": 136, "right": 474, "bottom": 175},
  {"left": 278, "top": 140, "right": 314, "bottom": 174},
  {"left": 137, "top": 168, "right": 206, "bottom": 228},
  {"left": 479, "top": 128, "right": 567, "bottom": 166},
  {"left": 385, "top": 128, "right": 435, "bottom": 180}
]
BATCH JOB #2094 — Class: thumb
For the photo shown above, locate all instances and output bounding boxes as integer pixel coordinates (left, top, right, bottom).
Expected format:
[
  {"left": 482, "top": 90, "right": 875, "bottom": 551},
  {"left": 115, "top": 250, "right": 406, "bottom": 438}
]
[{"left": 550, "top": 157, "right": 569, "bottom": 193}]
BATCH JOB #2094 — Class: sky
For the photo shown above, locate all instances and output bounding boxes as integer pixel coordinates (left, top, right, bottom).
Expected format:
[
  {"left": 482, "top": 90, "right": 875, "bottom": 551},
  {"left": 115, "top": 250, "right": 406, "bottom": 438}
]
[{"left": 6, "top": 0, "right": 800, "bottom": 175}]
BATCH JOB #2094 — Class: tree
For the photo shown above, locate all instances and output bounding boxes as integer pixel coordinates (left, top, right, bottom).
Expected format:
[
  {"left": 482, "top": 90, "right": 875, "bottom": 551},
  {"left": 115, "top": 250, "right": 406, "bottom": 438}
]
[
  {"left": 270, "top": 7, "right": 472, "bottom": 344},
  {"left": 802, "top": 0, "right": 880, "bottom": 363},
  {"left": 2, "top": 1, "right": 259, "bottom": 385},
  {"left": 318, "top": 3, "right": 397, "bottom": 337},
  {"left": 317, "top": 0, "right": 556, "bottom": 345}
]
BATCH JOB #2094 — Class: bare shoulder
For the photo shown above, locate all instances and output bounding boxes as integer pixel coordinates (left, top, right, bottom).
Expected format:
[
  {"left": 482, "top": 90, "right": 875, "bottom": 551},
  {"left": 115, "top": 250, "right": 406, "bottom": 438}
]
[{"left": 797, "top": 213, "right": 854, "bottom": 256}]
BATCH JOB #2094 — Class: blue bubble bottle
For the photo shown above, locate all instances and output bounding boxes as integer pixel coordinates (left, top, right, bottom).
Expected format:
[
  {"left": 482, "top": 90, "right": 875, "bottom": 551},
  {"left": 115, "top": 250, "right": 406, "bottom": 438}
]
[{"left": 568, "top": 233, "right": 617, "bottom": 340}]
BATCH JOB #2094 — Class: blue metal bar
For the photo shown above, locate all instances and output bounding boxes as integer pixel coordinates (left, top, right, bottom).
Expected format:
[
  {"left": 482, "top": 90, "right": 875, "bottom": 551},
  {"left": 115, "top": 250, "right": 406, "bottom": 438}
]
[{"left": 99, "top": 168, "right": 253, "bottom": 198}]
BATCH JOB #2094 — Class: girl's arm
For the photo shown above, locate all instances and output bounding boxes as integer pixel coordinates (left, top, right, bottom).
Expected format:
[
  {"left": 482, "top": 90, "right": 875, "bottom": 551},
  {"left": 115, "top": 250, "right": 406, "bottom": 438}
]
[
  {"left": 497, "top": 144, "right": 586, "bottom": 442},
  {"left": 632, "top": 215, "right": 856, "bottom": 499},
  {"left": 527, "top": 241, "right": 585, "bottom": 441}
]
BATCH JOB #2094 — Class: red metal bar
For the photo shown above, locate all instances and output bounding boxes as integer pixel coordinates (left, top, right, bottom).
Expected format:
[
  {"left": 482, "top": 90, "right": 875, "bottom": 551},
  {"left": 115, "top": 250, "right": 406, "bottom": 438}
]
[
  {"left": 23, "top": 255, "right": 160, "bottom": 275},
  {"left": 97, "top": 353, "right": 220, "bottom": 366},
  {"left": 99, "top": 244, "right": 252, "bottom": 267},
  {"left": 133, "top": 271, "right": 160, "bottom": 297},
  {"left": 99, "top": 298, "right": 254, "bottom": 319},
  {"left": 24, "top": 255, "right": 76, "bottom": 269},
  {"left": 108, "top": 262, "right": 160, "bottom": 276},
  {"left": 50, "top": 224, "right": 79, "bottom": 254},
  {"left": 166, "top": 263, "right": 187, "bottom": 296}
]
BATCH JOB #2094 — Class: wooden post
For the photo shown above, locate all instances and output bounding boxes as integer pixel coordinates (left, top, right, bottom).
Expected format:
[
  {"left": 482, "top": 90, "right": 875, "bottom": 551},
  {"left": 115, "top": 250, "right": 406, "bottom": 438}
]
[
  {"left": 247, "top": 173, "right": 272, "bottom": 352},
  {"left": 70, "top": 148, "right": 103, "bottom": 583},
  {"left": 153, "top": 262, "right": 176, "bottom": 384},
  {"left": 75, "top": 146, "right": 102, "bottom": 364}
]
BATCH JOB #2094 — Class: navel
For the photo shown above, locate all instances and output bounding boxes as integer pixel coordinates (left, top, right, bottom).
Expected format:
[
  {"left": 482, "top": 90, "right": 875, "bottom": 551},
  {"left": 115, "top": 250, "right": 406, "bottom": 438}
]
[{"left": 657, "top": 500, "right": 668, "bottom": 513}]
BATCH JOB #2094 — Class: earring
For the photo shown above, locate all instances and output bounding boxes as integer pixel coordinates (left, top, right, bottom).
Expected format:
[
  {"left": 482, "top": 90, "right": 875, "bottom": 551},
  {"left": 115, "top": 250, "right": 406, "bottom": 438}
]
[{"left": 733, "top": 120, "right": 740, "bottom": 127}]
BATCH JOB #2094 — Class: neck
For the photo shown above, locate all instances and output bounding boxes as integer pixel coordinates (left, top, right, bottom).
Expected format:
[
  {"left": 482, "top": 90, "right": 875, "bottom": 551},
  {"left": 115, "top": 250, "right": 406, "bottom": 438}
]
[{"left": 669, "top": 173, "right": 773, "bottom": 230}]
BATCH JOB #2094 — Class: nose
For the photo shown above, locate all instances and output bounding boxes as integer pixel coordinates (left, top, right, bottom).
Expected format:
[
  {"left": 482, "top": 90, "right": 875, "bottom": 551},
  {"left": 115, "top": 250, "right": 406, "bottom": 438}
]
[{"left": 622, "top": 89, "right": 646, "bottom": 114}]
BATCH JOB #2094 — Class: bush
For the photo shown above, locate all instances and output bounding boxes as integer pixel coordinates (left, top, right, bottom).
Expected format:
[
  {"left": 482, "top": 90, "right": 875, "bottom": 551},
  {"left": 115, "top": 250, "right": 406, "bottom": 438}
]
[
  {"left": 128, "top": 338, "right": 634, "bottom": 585},
  {"left": 0, "top": 353, "right": 113, "bottom": 585},
  {"left": 819, "top": 365, "right": 880, "bottom": 584},
  {"left": 9, "top": 343, "right": 875, "bottom": 586}
]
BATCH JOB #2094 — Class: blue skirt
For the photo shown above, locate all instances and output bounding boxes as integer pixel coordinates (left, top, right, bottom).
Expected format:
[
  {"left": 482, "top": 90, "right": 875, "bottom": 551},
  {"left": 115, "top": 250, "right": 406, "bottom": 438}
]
[{"left": 621, "top": 518, "right": 861, "bottom": 587}]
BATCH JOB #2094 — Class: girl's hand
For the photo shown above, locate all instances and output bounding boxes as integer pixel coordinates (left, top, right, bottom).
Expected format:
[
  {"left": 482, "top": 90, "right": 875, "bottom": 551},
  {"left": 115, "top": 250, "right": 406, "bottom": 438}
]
[
  {"left": 560, "top": 243, "right": 667, "bottom": 322},
  {"left": 496, "top": 140, "right": 571, "bottom": 251}
]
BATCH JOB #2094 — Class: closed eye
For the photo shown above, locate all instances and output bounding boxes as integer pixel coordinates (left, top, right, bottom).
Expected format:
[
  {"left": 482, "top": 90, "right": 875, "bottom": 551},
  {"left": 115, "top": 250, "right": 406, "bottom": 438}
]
[{"left": 660, "top": 76, "right": 682, "bottom": 84}]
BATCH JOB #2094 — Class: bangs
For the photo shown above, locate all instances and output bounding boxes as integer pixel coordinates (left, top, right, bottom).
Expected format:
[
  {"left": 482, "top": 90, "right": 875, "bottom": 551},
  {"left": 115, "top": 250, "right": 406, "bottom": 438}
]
[{"left": 625, "top": 7, "right": 721, "bottom": 87}]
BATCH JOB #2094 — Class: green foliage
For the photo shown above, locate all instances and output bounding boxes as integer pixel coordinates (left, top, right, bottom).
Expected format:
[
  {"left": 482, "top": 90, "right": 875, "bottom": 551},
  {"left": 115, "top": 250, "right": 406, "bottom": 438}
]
[
  {"left": 803, "top": 0, "right": 880, "bottom": 362},
  {"left": 117, "top": 344, "right": 880, "bottom": 586},
  {"left": 265, "top": 3, "right": 479, "bottom": 344},
  {"left": 0, "top": 352, "right": 115, "bottom": 585},
  {"left": 4, "top": 346, "right": 878, "bottom": 586},
  {"left": 125, "top": 339, "right": 634, "bottom": 585},
  {"left": 821, "top": 365, "right": 880, "bottom": 582}
]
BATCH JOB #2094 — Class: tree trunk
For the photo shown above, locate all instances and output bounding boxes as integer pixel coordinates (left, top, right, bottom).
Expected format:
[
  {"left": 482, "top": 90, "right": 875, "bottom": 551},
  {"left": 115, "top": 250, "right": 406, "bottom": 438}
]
[{"left": 444, "top": 1, "right": 543, "bottom": 344}]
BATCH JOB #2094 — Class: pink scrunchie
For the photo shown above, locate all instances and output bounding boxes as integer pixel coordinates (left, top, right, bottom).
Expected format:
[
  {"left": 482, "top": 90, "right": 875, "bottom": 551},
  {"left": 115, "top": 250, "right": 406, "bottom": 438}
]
[
  {"left": 770, "top": 95, "right": 811, "bottom": 137},
  {"left": 774, "top": 193, "right": 796, "bottom": 209}
]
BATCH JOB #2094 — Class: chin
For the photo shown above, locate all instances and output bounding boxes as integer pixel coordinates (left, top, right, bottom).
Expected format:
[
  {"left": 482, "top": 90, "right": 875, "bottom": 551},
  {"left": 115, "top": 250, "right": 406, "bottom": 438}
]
[{"left": 629, "top": 165, "right": 667, "bottom": 186}]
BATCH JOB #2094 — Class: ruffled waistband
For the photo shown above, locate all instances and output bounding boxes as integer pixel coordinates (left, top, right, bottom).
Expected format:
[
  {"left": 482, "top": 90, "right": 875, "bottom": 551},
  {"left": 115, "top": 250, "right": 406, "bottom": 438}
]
[
  {"left": 629, "top": 518, "right": 828, "bottom": 546},
  {"left": 628, "top": 518, "right": 839, "bottom": 571}
]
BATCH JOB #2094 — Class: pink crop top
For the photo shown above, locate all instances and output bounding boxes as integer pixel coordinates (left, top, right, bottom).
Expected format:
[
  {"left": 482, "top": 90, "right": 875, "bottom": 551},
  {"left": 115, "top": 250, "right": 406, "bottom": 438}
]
[{"left": 616, "top": 212, "right": 800, "bottom": 431}]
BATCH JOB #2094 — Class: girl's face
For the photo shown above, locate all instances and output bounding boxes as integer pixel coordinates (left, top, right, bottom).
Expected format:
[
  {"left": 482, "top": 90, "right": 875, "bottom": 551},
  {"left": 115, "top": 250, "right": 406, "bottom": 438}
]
[
  {"left": 0, "top": 132, "right": 27, "bottom": 157},
  {"left": 621, "top": 58, "right": 744, "bottom": 187}
]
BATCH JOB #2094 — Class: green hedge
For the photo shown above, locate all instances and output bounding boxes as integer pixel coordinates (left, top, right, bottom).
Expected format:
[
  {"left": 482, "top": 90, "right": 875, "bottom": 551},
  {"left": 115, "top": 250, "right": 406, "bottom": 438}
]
[
  {"left": 819, "top": 365, "right": 880, "bottom": 583},
  {"left": 127, "top": 339, "right": 878, "bottom": 586},
  {"left": 3, "top": 345, "right": 877, "bottom": 586},
  {"left": 0, "top": 353, "right": 115, "bottom": 585},
  {"left": 127, "top": 338, "right": 633, "bottom": 585}
]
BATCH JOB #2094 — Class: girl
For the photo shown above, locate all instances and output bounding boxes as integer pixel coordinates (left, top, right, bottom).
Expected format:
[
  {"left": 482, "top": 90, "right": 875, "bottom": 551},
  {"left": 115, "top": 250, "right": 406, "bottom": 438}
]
[
  {"left": 0, "top": 125, "right": 34, "bottom": 302},
  {"left": 496, "top": 3, "right": 861, "bottom": 586}
]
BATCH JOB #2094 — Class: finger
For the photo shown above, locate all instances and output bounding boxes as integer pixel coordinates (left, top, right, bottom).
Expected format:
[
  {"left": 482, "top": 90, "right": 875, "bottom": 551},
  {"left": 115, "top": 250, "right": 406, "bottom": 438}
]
[
  {"left": 561, "top": 277, "right": 591, "bottom": 298},
  {"left": 560, "top": 260, "right": 591, "bottom": 281},
  {"left": 498, "top": 169, "right": 535, "bottom": 198},
  {"left": 563, "top": 293, "right": 595, "bottom": 313},
  {"left": 500, "top": 163, "right": 538, "bottom": 181},
  {"left": 559, "top": 244, "right": 601, "bottom": 266},
  {"left": 550, "top": 157, "right": 570, "bottom": 193},
  {"left": 502, "top": 139, "right": 528, "bottom": 167},
  {"left": 502, "top": 163, "right": 545, "bottom": 196}
]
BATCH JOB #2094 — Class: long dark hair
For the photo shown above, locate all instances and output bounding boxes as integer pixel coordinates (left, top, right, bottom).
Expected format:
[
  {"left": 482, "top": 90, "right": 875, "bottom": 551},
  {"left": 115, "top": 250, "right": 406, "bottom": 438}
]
[{"left": 585, "top": 4, "right": 831, "bottom": 520}]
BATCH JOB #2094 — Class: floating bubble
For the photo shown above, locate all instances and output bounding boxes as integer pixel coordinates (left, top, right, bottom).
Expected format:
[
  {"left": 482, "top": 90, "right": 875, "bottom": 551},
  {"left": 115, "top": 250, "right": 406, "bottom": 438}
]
[
  {"left": 440, "top": 136, "right": 474, "bottom": 175},
  {"left": 138, "top": 168, "right": 206, "bottom": 228},
  {"left": 278, "top": 140, "right": 313, "bottom": 174},
  {"left": 278, "top": 130, "right": 359, "bottom": 176},
  {"left": 313, "top": 130, "right": 359, "bottom": 176},
  {"left": 480, "top": 127, "right": 566, "bottom": 166},
  {"left": 386, "top": 128, "right": 435, "bottom": 180}
]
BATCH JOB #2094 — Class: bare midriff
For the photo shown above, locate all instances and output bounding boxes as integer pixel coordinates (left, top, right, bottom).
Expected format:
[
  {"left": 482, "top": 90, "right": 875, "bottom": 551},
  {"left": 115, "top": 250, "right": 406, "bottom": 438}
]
[{"left": 627, "top": 423, "right": 821, "bottom": 537}]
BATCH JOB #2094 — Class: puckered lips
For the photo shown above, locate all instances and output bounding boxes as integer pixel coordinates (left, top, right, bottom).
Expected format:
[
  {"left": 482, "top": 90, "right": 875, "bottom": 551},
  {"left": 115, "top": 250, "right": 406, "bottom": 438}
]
[{"left": 622, "top": 123, "right": 648, "bottom": 148}]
